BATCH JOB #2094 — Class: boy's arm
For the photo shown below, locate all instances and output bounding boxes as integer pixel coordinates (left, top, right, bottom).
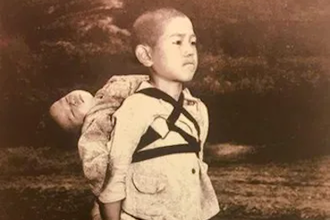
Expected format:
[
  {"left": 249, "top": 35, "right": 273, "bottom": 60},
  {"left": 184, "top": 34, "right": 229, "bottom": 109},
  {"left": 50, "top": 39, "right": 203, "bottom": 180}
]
[
  {"left": 198, "top": 101, "right": 209, "bottom": 161},
  {"left": 97, "top": 95, "right": 152, "bottom": 215},
  {"left": 99, "top": 201, "right": 122, "bottom": 220}
]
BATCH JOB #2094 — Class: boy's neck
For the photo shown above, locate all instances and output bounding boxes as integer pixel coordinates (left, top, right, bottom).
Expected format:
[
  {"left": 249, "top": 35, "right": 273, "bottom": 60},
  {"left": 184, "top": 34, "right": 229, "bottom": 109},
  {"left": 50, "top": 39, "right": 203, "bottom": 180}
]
[{"left": 149, "top": 74, "right": 183, "bottom": 101}]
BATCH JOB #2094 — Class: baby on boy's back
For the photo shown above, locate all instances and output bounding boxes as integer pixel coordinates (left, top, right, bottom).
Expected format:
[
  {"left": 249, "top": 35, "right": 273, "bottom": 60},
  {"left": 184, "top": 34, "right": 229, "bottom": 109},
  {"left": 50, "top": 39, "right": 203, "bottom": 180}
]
[
  {"left": 49, "top": 74, "right": 149, "bottom": 193},
  {"left": 50, "top": 74, "right": 149, "bottom": 134},
  {"left": 49, "top": 74, "right": 149, "bottom": 220}
]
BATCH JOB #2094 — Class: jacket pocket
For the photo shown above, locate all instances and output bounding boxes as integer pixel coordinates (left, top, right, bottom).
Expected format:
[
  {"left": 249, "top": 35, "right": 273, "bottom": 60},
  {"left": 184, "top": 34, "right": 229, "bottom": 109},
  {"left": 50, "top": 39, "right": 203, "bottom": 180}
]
[
  {"left": 132, "top": 172, "right": 166, "bottom": 194},
  {"left": 123, "top": 172, "right": 167, "bottom": 218}
]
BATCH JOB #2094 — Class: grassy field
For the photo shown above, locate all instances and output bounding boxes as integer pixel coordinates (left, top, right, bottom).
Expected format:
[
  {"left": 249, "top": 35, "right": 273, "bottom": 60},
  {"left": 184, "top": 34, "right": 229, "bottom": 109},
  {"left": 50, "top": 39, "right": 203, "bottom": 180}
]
[{"left": 0, "top": 145, "right": 330, "bottom": 220}]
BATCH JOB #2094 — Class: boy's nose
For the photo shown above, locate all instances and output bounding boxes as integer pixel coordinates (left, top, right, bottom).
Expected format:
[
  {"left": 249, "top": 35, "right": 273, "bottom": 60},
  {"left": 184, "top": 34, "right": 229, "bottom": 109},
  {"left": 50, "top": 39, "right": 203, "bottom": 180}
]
[{"left": 182, "top": 43, "right": 195, "bottom": 57}]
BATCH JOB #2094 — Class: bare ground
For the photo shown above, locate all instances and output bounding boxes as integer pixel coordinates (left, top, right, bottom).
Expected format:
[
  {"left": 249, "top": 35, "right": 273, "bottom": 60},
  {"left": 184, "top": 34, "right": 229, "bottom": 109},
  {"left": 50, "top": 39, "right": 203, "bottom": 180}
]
[{"left": 0, "top": 145, "right": 330, "bottom": 220}]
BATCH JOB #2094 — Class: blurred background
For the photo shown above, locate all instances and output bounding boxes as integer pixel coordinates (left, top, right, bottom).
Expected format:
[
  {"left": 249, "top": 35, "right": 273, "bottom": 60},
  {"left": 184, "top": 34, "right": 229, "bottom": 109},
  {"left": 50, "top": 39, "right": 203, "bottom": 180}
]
[
  {"left": 1, "top": 0, "right": 330, "bottom": 219},
  {"left": 1, "top": 0, "right": 330, "bottom": 155}
]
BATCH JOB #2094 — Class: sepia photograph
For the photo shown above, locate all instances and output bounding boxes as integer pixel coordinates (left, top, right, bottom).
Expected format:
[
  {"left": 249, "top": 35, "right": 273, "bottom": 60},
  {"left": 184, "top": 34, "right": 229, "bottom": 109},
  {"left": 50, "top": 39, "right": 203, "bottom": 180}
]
[{"left": 0, "top": 0, "right": 330, "bottom": 219}]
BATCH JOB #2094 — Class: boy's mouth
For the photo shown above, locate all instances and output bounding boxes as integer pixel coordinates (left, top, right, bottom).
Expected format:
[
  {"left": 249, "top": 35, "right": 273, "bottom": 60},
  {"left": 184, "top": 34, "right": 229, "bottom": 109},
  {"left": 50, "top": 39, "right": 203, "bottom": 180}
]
[{"left": 183, "top": 62, "right": 195, "bottom": 67}]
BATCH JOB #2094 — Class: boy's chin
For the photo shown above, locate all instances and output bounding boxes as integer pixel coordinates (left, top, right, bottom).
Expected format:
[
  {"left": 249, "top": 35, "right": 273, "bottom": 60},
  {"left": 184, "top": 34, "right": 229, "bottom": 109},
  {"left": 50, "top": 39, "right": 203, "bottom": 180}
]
[
  {"left": 152, "top": 71, "right": 195, "bottom": 83},
  {"left": 175, "top": 73, "right": 195, "bottom": 83}
]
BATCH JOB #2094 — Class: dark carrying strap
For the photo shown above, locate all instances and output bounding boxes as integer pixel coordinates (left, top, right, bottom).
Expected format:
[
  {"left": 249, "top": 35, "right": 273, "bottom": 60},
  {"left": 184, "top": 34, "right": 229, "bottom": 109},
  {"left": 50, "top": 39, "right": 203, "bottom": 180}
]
[
  {"left": 131, "top": 88, "right": 201, "bottom": 163},
  {"left": 137, "top": 88, "right": 201, "bottom": 137}
]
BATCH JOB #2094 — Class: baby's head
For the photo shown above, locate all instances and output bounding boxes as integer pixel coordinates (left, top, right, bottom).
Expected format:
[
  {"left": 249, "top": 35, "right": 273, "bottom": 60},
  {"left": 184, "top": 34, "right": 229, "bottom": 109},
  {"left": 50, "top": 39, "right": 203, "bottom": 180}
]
[
  {"left": 49, "top": 90, "right": 95, "bottom": 133},
  {"left": 132, "top": 8, "right": 198, "bottom": 83}
]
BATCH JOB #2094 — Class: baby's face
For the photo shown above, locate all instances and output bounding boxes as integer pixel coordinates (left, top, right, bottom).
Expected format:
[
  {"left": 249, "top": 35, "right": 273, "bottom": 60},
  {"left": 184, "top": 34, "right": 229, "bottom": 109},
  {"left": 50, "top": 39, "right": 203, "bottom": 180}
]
[
  {"left": 50, "top": 90, "right": 94, "bottom": 132},
  {"left": 150, "top": 16, "right": 198, "bottom": 82}
]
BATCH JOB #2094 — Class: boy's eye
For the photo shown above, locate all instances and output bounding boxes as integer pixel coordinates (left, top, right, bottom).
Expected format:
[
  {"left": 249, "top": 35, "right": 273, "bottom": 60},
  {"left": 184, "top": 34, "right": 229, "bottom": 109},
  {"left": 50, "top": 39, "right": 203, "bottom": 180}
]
[
  {"left": 191, "top": 39, "right": 197, "bottom": 46},
  {"left": 173, "top": 40, "right": 182, "bottom": 45}
]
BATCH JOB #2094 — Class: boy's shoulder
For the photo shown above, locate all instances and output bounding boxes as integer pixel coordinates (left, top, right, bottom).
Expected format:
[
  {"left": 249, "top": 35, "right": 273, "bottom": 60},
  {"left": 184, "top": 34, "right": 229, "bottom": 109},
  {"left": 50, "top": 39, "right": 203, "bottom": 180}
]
[
  {"left": 121, "top": 87, "right": 208, "bottom": 116},
  {"left": 84, "top": 74, "right": 150, "bottom": 121},
  {"left": 121, "top": 86, "right": 208, "bottom": 107},
  {"left": 118, "top": 91, "right": 160, "bottom": 111},
  {"left": 95, "top": 74, "right": 149, "bottom": 100},
  {"left": 183, "top": 88, "right": 208, "bottom": 109}
]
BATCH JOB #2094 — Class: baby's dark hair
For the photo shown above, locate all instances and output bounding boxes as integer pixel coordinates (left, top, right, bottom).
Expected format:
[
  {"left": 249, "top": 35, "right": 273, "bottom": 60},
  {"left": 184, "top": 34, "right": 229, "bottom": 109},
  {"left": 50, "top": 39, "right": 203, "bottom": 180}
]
[{"left": 131, "top": 8, "right": 188, "bottom": 50}]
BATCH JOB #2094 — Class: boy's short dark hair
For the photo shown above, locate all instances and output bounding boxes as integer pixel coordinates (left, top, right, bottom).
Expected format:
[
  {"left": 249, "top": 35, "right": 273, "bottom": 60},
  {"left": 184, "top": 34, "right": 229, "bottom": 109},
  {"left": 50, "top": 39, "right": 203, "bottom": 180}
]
[{"left": 131, "top": 8, "right": 187, "bottom": 50}]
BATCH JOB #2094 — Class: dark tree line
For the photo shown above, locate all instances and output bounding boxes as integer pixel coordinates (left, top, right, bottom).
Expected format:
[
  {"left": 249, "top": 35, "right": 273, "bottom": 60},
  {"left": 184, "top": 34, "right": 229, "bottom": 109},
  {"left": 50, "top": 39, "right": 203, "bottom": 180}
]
[{"left": 0, "top": 0, "right": 330, "bottom": 155}]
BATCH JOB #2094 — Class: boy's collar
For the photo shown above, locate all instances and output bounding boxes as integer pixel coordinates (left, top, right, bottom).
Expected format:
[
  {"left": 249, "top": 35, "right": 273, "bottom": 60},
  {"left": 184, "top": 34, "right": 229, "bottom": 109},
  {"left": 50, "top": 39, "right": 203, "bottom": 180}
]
[{"left": 136, "top": 81, "right": 198, "bottom": 104}]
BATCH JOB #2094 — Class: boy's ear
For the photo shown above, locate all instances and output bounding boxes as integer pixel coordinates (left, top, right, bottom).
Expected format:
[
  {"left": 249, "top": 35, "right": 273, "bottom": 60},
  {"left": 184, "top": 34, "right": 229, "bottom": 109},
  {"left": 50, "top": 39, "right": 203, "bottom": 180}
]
[{"left": 135, "top": 44, "right": 153, "bottom": 67}]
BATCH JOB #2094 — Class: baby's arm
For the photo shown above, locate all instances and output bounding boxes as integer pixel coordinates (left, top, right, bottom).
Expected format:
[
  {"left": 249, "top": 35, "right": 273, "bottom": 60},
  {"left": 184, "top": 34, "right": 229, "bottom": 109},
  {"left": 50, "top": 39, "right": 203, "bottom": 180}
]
[{"left": 78, "top": 104, "right": 118, "bottom": 196}]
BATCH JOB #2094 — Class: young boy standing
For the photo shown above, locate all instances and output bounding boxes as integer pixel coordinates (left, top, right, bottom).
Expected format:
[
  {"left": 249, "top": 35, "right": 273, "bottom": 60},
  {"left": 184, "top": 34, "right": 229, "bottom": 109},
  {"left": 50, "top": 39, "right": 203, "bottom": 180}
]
[{"left": 98, "top": 8, "right": 219, "bottom": 220}]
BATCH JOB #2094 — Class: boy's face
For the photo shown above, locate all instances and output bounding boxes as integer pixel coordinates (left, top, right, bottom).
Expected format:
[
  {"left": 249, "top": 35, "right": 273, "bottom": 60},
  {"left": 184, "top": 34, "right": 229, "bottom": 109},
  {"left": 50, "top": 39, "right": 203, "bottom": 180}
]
[
  {"left": 149, "top": 16, "right": 198, "bottom": 83},
  {"left": 50, "top": 90, "right": 94, "bottom": 132}
]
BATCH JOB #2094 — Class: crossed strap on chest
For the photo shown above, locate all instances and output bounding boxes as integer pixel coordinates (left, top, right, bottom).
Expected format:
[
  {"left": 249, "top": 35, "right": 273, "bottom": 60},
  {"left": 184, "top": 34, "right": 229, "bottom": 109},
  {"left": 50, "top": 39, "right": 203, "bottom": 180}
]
[{"left": 131, "top": 88, "right": 201, "bottom": 163}]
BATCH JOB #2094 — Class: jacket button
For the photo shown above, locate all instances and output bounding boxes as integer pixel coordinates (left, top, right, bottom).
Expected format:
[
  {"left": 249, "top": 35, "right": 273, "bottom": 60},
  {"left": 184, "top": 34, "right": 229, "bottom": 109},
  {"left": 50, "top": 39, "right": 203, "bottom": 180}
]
[{"left": 192, "top": 168, "right": 196, "bottom": 174}]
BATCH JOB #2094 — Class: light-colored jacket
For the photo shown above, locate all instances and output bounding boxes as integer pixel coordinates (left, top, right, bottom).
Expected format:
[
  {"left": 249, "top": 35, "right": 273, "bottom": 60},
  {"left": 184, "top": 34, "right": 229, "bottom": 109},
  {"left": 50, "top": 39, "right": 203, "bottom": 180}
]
[{"left": 101, "top": 81, "right": 219, "bottom": 220}]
